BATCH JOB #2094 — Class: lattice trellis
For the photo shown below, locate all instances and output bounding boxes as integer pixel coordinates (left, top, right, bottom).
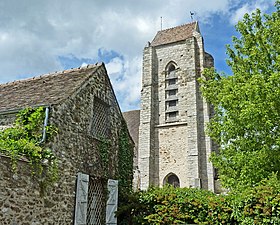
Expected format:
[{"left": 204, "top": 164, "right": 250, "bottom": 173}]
[
  {"left": 86, "top": 177, "right": 106, "bottom": 225},
  {"left": 91, "top": 98, "right": 109, "bottom": 138}
]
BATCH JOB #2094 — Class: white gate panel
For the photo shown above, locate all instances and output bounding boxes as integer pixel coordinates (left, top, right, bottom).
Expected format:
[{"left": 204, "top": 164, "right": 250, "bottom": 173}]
[
  {"left": 106, "top": 179, "right": 118, "bottom": 225},
  {"left": 74, "top": 173, "right": 89, "bottom": 225}
]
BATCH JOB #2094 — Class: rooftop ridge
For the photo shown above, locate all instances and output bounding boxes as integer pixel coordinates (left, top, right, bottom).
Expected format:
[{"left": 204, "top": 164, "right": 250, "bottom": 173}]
[
  {"left": 159, "top": 21, "right": 197, "bottom": 33},
  {"left": 0, "top": 63, "right": 102, "bottom": 87},
  {"left": 123, "top": 109, "right": 140, "bottom": 113},
  {"left": 0, "top": 62, "right": 105, "bottom": 113}
]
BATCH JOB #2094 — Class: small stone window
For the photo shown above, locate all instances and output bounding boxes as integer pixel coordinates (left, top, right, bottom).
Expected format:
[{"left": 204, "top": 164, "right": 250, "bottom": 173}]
[{"left": 91, "top": 97, "right": 110, "bottom": 138}]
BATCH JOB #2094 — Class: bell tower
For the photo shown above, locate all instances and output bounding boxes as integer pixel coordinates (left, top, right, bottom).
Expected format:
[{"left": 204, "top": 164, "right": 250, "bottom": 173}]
[{"left": 138, "top": 21, "right": 216, "bottom": 191}]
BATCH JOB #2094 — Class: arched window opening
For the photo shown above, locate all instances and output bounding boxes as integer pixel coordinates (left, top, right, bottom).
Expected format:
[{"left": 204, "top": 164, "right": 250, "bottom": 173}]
[
  {"left": 163, "top": 173, "right": 180, "bottom": 188},
  {"left": 166, "top": 63, "right": 176, "bottom": 79}
]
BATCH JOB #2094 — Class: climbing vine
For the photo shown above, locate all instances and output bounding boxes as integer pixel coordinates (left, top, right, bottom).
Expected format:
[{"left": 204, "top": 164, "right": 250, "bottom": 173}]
[
  {"left": 0, "top": 107, "right": 58, "bottom": 193},
  {"left": 98, "top": 137, "right": 111, "bottom": 177},
  {"left": 117, "top": 120, "right": 135, "bottom": 225},
  {"left": 118, "top": 120, "right": 134, "bottom": 192}
]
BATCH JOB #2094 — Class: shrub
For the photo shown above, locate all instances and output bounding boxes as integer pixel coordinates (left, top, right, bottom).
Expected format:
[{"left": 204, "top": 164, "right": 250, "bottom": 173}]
[{"left": 118, "top": 176, "right": 280, "bottom": 225}]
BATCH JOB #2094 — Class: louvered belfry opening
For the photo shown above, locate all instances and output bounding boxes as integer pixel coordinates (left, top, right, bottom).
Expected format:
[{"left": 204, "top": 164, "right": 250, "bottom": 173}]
[
  {"left": 86, "top": 177, "right": 106, "bottom": 225},
  {"left": 165, "top": 62, "right": 179, "bottom": 122}
]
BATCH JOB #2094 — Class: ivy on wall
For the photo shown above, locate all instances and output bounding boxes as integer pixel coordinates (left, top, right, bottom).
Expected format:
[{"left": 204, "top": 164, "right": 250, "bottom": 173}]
[
  {"left": 0, "top": 107, "right": 58, "bottom": 193},
  {"left": 97, "top": 119, "right": 134, "bottom": 189},
  {"left": 117, "top": 119, "right": 134, "bottom": 192},
  {"left": 98, "top": 137, "right": 111, "bottom": 178}
]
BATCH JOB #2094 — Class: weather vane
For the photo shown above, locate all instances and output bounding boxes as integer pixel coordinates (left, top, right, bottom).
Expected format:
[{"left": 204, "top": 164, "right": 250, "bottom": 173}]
[{"left": 190, "top": 11, "right": 195, "bottom": 21}]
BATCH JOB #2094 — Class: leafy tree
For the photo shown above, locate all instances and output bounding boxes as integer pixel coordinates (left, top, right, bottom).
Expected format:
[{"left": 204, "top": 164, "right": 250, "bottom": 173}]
[{"left": 199, "top": 1, "right": 280, "bottom": 189}]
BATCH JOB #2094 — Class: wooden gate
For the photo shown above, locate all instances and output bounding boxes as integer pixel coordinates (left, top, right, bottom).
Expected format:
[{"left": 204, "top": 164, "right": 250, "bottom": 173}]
[{"left": 74, "top": 173, "right": 118, "bottom": 225}]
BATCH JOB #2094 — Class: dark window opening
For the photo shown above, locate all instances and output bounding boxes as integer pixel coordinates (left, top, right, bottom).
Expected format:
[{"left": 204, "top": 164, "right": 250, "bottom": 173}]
[
  {"left": 168, "top": 64, "right": 176, "bottom": 73},
  {"left": 166, "top": 63, "right": 177, "bottom": 79},
  {"left": 168, "top": 100, "right": 177, "bottom": 107},
  {"left": 168, "top": 89, "right": 177, "bottom": 96},
  {"left": 168, "top": 111, "right": 177, "bottom": 118},
  {"left": 164, "top": 173, "right": 180, "bottom": 188},
  {"left": 168, "top": 79, "right": 177, "bottom": 86}
]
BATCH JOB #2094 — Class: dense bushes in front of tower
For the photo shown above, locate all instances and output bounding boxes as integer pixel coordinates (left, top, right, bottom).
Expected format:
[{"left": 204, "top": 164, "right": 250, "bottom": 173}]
[{"left": 117, "top": 175, "right": 280, "bottom": 225}]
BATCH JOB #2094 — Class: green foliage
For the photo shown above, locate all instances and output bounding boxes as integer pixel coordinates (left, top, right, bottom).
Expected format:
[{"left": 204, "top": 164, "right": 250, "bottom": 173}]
[
  {"left": 97, "top": 119, "right": 133, "bottom": 190},
  {"left": 118, "top": 177, "right": 280, "bottom": 225},
  {"left": 118, "top": 185, "right": 235, "bottom": 225},
  {"left": 118, "top": 120, "right": 134, "bottom": 192},
  {"left": 0, "top": 107, "right": 58, "bottom": 193},
  {"left": 199, "top": 1, "right": 280, "bottom": 189},
  {"left": 230, "top": 174, "right": 280, "bottom": 225},
  {"left": 116, "top": 120, "right": 135, "bottom": 225},
  {"left": 117, "top": 191, "right": 147, "bottom": 225},
  {"left": 138, "top": 186, "right": 234, "bottom": 225},
  {"left": 97, "top": 119, "right": 134, "bottom": 225},
  {"left": 98, "top": 137, "right": 111, "bottom": 177}
]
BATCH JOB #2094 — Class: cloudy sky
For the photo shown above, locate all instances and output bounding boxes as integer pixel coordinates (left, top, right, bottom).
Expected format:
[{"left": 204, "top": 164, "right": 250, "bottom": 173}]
[{"left": 0, "top": 0, "right": 276, "bottom": 111}]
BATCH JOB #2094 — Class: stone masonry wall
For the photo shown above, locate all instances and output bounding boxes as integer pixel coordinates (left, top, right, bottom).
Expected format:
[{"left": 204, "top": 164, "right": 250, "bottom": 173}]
[
  {"left": 138, "top": 46, "right": 157, "bottom": 189},
  {"left": 193, "top": 31, "right": 215, "bottom": 191},
  {"left": 156, "top": 125, "right": 188, "bottom": 187},
  {"left": 0, "top": 155, "right": 74, "bottom": 225},
  {"left": 0, "top": 112, "right": 17, "bottom": 131},
  {"left": 0, "top": 65, "right": 127, "bottom": 224}
]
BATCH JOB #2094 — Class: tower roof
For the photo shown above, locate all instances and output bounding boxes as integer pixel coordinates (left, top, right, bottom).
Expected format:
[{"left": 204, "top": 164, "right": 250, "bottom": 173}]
[
  {"left": 0, "top": 64, "right": 103, "bottom": 113},
  {"left": 151, "top": 21, "right": 199, "bottom": 47}
]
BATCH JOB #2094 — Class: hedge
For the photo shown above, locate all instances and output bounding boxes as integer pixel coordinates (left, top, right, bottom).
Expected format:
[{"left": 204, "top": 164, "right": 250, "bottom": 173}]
[{"left": 117, "top": 175, "right": 280, "bottom": 225}]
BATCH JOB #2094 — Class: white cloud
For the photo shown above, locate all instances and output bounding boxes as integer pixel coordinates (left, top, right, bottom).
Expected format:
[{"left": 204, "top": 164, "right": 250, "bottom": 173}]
[
  {"left": 106, "top": 56, "right": 142, "bottom": 111},
  {"left": 106, "top": 57, "right": 124, "bottom": 75},
  {"left": 230, "top": 0, "right": 274, "bottom": 25},
  {"left": 0, "top": 0, "right": 276, "bottom": 110},
  {"left": 230, "top": 4, "right": 251, "bottom": 25}
]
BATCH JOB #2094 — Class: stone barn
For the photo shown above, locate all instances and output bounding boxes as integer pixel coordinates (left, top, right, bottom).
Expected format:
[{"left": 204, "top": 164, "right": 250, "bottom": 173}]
[{"left": 0, "top": 63, "right": 134, "bottom": 224}]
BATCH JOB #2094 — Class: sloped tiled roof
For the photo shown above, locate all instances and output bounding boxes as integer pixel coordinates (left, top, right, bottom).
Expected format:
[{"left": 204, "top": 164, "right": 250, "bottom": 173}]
[
  {"left": 0, "top": 64, "right": 102, "bottom": 113},
  {"left": 151, "top": 21, "right": 198, "bottom": 47},
  {"left": 122, "top": 110, "right": 140, "bottom": 148}
]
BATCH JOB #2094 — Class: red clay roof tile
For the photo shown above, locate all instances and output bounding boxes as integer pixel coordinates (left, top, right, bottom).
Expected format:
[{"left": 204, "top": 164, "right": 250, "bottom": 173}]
[{"left": 151, "top": 22, "right": 198, "bottom": 46}]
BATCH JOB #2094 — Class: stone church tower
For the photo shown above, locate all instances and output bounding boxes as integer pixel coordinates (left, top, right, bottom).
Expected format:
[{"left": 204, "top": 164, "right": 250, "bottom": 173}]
[{"left": 138, "top": 21, "right": 216, "bottom": 191}]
